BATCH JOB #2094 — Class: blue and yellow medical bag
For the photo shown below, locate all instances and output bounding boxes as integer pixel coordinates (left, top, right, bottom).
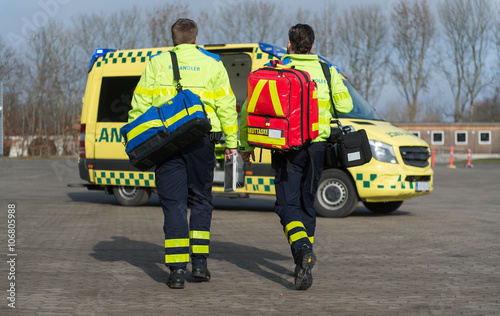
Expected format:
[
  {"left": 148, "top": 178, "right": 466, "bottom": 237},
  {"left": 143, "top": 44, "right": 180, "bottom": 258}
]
[{"left": 120, "top": 89, "right": 211, "bottom": 171}]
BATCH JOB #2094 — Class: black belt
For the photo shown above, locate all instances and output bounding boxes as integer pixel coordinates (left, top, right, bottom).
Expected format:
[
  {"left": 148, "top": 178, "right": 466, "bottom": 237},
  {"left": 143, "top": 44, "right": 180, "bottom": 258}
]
[{"left": 209, "top": 132, "right": 223, "bottom": 143}]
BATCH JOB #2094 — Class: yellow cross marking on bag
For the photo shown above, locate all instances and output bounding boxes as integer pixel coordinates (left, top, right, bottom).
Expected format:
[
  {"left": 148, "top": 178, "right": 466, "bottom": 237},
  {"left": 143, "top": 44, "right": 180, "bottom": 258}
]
[
  {"left": 268, "top": 81, "right": 284, "bottom": 117},
  {"left": 247, "top": 79, "right": 285, "bottom": 117},
  {"left": 247, "top": 80, "right": 267, "bottom": 113}
]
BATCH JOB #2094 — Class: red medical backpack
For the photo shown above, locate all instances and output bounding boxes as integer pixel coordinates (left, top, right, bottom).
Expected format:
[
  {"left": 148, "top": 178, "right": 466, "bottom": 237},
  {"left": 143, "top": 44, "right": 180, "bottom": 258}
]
[{"left": 246, "top": 62, "right": 319, "bottom": 150}]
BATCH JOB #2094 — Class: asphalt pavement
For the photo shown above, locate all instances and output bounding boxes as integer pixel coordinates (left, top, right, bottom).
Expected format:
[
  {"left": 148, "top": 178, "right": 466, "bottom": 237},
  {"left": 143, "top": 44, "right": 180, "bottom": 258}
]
[{"left": 0, "top": 158, "right": 498, "bottom": 315}]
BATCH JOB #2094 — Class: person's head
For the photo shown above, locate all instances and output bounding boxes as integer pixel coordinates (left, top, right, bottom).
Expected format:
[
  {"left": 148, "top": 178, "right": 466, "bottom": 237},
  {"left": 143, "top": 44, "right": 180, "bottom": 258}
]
[
  {"left": 287, "top": 24, "right": 315, "bottom": 54},
  {"left": 171, "top": 18, "right": 198, "bottom": 46}
]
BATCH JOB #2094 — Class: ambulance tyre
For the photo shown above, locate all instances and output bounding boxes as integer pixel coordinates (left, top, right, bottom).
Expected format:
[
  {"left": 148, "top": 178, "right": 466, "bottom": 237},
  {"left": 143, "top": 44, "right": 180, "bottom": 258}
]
[
  {"left": 362, "top": 201, "right": 403, "bottom": 214},
  {"left": 113, "top": 186, "right": 151, "bottom": 206},
  {"left": 314, "top": 169, "right": 358, "bottom": 218}
]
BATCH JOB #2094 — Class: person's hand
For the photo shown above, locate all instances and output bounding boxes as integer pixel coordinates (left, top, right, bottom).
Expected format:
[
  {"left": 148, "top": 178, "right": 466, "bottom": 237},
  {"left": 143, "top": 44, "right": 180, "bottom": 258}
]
[
  {"left": 224, "top": 148, "right": 238, "bottom": 161},
  {"left": 240, "top": 150, "right": 255, "bottom": 166}
]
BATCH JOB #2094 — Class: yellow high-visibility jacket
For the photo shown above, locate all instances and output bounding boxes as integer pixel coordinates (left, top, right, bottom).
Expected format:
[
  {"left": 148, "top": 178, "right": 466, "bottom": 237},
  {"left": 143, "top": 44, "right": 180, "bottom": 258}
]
[
  {"left": 129, "top": 44, "right": 239, "bottom": 149},
  {"left": 239, "top": 53, "right": 353, "bottom": 152}
]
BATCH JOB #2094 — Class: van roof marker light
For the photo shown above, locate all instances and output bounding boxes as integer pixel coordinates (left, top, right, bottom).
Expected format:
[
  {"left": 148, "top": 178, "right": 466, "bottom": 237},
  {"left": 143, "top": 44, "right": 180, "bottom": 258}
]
[
  {"left": 258, "top": 43, "right": 286, "bottom": 59},
  {"left": 88, "top": 48, "right": 117, "bottom": 72}
]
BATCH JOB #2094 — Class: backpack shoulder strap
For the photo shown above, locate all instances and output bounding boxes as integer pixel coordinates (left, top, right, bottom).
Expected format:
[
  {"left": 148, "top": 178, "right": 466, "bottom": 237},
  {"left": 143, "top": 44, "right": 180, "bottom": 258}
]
[
  {"left": 269, "top": 59, "right": 282, "bottom": 67},
  {"left": 320, "top": 61, "right": 339, "bottom": 120},
  {"left": 169, "top": 51, "right": 183, "bottom": 93}
]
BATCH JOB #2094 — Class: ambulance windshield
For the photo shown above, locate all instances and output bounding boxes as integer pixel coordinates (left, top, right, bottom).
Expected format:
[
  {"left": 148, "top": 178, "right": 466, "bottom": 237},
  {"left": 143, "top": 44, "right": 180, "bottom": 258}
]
[{"left": 337, "top": 81, "right": 385, "bottom": 121}]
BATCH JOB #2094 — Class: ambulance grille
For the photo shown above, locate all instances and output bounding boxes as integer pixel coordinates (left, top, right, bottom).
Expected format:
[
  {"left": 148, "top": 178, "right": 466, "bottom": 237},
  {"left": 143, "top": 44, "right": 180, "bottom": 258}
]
[{"left": 399, "top": 146, "right": 431, "bottom": 168}]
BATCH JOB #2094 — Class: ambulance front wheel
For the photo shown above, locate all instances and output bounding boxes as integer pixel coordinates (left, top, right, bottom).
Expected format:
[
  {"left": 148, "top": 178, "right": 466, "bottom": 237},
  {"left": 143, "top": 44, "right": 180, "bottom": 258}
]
[
  {"left": 113, "top": 186, "right": 151, "bottom": 206},
  {"left": 314, "top": 169, "right": 358, "bottom": 218}
]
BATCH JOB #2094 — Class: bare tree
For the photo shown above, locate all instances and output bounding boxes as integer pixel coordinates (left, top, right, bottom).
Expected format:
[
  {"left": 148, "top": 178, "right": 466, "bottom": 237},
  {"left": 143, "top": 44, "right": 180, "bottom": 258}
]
[
  {"left": 390, "top": 0, "right": 436, "bottom": 122},
  {"left": 0, "top": 37, "right": 15, "bottom": 79},
  {"left": 199, "top": 0, "right": 285, "bottom": 44},
  {"left": 290, "top": 6, "right": 336, "bottom": 59},
  {"left": 25, "top": 20, "right": 60, "bottom": 155},
  {"left": 73, "top": 7, "right": 145, "bottom": 56},
  {"left": 438, "top": 0, "right": 494, "bottom": 122},
  {"left": 246, "top": 1, "right": 285, "bottom": 44},
  {"left": 470, "top": 90, "right": 500, "bottom": 122},
  {"left": 146, "top": 3, "right": 190, "bottom": 47},
  {"left": 380, "top": 101, "right": 407, "bottom": 122},
  {"left": 0, "top": 36, "right": 21, "bottom": 156},
  {"left": 72, "top": 13, "right": 106, "bottom": 56},
  {"left": 335, "top": 6, "right": 390, "bottom": 106},
  {"left": 108, "top": 7, "right": 144, "bottom": 50},
  {"left": 24, "top": 20, "right": 84, "bottom": 156},
  {"left": 495, "top": 3, "right": 500, "bottom": 88},
  {"left": 317, "top": 1, "right": 336, "bottom": 59}
]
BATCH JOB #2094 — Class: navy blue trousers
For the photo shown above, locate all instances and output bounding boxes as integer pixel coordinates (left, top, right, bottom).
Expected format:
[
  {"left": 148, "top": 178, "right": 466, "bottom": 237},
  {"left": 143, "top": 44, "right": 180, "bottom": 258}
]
[
  {"left": 155, "top": 135, "right": 215, "bottom": 270},
  {"left": 273, "top": 142, "right": 326, "bottom": 262}
]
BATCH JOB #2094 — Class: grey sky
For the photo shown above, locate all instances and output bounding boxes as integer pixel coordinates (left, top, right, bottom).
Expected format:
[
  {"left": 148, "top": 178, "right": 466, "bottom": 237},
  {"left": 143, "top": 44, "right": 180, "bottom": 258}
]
[
  {"left": 0, "top": 0, "right": 475, "bottom": 118},
  {"left": 1, "top": 0, "right": 397, "bottom": 47}
]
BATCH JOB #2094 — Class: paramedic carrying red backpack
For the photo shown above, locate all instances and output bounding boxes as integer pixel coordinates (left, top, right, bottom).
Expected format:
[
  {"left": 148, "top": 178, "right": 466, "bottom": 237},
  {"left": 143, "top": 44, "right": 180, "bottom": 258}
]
[{"left": 245, "top": 60, "right": 319, "bottom": 151}]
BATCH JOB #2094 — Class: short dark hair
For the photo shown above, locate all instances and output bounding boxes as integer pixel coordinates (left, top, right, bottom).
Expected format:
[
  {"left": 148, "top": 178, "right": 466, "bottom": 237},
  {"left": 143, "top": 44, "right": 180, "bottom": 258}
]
[
  {"left": 288, "top": 24, "right": 315, "bottom": 54},
  {"left": 171, "top": 18, "right": 198, "bottom": 46}
]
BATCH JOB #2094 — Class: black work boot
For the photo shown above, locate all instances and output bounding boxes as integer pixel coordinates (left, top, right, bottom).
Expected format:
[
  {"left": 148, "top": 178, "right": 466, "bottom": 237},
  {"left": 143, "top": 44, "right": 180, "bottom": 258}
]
[
  {"left": 191, "top": 264, "right": 211, "bottom": 281},
  {"left": 167, "top": 269, "right": 185, "bottom": 289},
  {"left": 294, "top": 245, "right": 316, "bottom": 290}
]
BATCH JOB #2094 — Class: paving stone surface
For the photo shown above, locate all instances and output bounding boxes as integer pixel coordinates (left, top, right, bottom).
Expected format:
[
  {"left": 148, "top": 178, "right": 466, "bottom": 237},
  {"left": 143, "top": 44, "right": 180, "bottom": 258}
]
[{"left": 0, "top": 158, "right": 499, "bottom": 315}]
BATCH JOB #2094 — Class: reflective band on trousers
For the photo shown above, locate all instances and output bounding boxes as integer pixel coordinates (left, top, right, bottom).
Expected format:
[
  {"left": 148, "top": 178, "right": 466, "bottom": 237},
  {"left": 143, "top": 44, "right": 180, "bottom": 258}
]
[
  {"left": 165, "top": 238, "right": 189, "bottom": 248},
  {"left": 284, "top": 221, "right": 306, "bottom": 236},
  {"left": 165, "top": 253, "right": 190, "bottom": 263},
  {"left": 284, "top": 221, "right": 309, "bottom": 245},
  {"left": 191, "top": 245, "right": 209, "bottom": 254},
  {"left": 190, "top": 230, "right": 210, "bottom": 240},
  {"left": 288, "top": 231, "right": 309, "bottom": 244}
]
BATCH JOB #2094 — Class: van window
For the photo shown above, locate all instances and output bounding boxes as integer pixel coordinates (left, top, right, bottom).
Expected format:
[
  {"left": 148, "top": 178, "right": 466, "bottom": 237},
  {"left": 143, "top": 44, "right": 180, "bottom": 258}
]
[
  {"left": 338, "top": 81, "right": 385, "bottom": 121},
  {"left": 97, "top": 76, "right": 140, "bottom": 122}
]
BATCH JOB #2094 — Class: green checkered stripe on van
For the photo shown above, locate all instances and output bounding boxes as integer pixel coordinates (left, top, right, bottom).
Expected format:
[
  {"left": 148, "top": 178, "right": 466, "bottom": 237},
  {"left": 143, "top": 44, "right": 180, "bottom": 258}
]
[
  {"left": 255, "top": 47, "right": 276, "bottom": 60},
  {"left": 95, "top": 51, "right": 163, "bottom": 68},
  {"left": 94, "top": 170, "right": 156, "bottom": 187},
  {"left": 355, "top": 173, "right": 413, "bottom": 190},
  {"left": 245, "top": 176, "right": 275, "bottom": 193}
]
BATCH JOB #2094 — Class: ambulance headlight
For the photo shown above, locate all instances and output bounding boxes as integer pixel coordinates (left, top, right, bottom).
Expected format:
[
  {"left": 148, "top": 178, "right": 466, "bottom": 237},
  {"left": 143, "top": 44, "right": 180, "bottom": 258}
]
[{"left": 369, "top": 140, "right": 397, "bottom": 164}]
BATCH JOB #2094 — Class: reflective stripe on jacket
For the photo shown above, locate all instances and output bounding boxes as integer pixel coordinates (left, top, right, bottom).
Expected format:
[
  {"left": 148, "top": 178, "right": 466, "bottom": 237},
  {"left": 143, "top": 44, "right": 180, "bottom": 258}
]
[
  {"left": 239, "top": 53, "right": 353, "bottom": 152},
  {"left": 129, "top": 44, "right": 239, "bottom": 148}
]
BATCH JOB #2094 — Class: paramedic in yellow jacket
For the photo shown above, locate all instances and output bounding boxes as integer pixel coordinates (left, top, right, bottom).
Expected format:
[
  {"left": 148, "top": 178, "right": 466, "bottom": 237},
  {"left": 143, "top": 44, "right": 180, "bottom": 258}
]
[
  {"left": 129, "top": 18, "right": 238, "bottom": 289},
  {"left": 240, "top": 24, "right": 353, "bottom": 290}
]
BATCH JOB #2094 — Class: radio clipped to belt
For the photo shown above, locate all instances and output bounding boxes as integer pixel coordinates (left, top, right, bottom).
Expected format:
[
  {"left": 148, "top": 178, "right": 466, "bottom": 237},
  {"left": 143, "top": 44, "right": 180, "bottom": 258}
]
[{"left": 320, "top": 62, "right": 372, "bottom": 168}]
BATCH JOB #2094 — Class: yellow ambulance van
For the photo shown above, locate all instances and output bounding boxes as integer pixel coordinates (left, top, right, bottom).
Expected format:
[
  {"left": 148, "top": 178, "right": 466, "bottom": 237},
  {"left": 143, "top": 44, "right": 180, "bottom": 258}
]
[{"left": 75, "top": 43, "right": 433, "bottom": 217}]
